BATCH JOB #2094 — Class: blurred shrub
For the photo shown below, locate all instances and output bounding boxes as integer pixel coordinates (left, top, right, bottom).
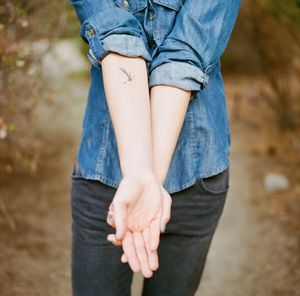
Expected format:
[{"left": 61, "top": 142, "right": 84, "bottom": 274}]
[
  {"left": 223, "top": 0, "right": 300, "bottom": 130},
  {"left": 0, "top": 0, "right": 78, "bottom": 173},
  {"left": 250, "top": 0, "right": 300, "bottom": 129}
]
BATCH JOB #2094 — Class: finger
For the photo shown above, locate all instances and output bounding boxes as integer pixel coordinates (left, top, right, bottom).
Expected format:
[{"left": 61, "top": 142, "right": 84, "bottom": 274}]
[
  {"left": 133, "top": 232, "right": 153, "bottom": 278},
  {"left": 150, "top": 218, "right": 161, "bottom": 251},
  {"left": 106, "top": 211, "right": 116, "bottom": 228},
  {"left": 112, "top": 178, "right": 144, "bottom": 240},
  {"left": 113, "top": 201, "right": 127, "bottom": 241},
  {"left": 122, "top": 231, "right": 140, "bottom": 273},
  {"left": 143, "top": 227, "right": 159, "bottom": 271},
  {"left": 107, "top": 234, "right": 122, "bottom": 246},
  {"left": 121, "top": 253, "right": 128, "bottom": 263},
  {"left": 160, "top": 189, "right": 172, "bottom": 233},
  {"left": 108, "top": 203, "right": 114, "bottom": 212}
]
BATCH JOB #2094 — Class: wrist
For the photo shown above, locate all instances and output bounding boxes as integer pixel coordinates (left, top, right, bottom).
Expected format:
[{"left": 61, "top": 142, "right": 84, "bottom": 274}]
[
  {"left": 152, "top": 159, "right": 169, "bottom": 185},
  {"left": 122, "top": 162, "right": 154, "bottom": 182},
  {"left": 153, "top": 171, "right": 167, "bottom": 185}
]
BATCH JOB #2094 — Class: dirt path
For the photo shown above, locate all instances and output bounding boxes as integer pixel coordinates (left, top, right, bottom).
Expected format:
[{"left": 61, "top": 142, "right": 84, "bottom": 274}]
[
  {"left": 195, "top": 127, "right": 299, "bottom": 296},
  {"left": 0, "top": 41, "right": 299, "bottom": 296}
]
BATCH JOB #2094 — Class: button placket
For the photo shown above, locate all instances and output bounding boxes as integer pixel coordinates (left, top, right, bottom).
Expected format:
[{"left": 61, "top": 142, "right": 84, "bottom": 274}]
[
  {"left": 149, "top": 12, "right": 155, "bottom": 20},
  {"left": 148, "top": 0, "right": 156, "bottom": 20}
]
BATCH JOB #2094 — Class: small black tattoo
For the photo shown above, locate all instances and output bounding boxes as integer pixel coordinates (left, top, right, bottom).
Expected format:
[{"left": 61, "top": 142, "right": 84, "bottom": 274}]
[{"left": 119, "top": 67, "right": 135, "bottom": 83}]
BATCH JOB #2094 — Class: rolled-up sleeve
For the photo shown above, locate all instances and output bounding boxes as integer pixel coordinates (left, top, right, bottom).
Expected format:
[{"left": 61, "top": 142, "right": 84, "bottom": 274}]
[
  {"left": 149, "top": 0, "right": 242, "bottom": 96},
  {"left": 70, "top": 0, "right": 152, "bottom": 68}
]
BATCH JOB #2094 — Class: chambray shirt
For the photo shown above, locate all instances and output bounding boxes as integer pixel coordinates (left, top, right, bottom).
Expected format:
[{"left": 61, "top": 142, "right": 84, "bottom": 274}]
[{"left": 70, "top": 0, "right": 242, "bottom": 194}]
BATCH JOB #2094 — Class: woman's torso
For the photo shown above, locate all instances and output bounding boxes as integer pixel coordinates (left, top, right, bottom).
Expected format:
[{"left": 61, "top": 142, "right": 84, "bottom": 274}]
[{"left": 76, "top": 0, "right": 231, "bottom": 194}]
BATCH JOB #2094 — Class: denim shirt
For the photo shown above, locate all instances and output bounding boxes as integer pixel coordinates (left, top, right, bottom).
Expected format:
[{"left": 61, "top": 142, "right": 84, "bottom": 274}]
[{"left": 70, "top": 0, "right": 242, "bottom": 194}]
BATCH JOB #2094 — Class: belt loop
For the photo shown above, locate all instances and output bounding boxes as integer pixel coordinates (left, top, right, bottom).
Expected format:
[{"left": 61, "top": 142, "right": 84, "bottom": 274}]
[{"left": 75, "top": 162, "right": 81, "bottom": 176}]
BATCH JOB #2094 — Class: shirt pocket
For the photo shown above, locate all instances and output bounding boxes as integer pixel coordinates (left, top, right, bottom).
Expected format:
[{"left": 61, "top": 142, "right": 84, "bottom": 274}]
[{"left": 150, "top": 0, "right": 183, "bottom": 44}]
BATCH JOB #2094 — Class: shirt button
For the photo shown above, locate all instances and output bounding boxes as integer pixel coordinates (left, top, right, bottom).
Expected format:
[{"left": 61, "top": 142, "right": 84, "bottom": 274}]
[
  {"left": 123, "top": 0, "right": 129, "bottom": 8},
  {"left": 87, "top": 27, "right": 95, "bottom": 38},
  {"left": 149, "top": 12, "right": 155, "bottom": 20}
]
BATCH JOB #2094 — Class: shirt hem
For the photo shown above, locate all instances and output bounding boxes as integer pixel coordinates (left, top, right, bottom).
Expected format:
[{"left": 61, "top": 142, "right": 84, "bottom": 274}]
[{"left": 76, "top": 159, "right": 230, "bottom": 195}]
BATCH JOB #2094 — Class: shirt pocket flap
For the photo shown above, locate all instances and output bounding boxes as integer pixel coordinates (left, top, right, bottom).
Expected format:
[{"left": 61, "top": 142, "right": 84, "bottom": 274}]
[
  {"left": 152, "top": 0, "right": 183, "bottom": 11},
  {"left": 113, "top": 0, "right": 147, "bottom": 13}
]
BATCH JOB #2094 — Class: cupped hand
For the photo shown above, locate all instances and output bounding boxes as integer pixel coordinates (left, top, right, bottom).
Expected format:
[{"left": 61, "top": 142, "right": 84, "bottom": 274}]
[
  {"left": 106, "top": 180, "right": 172, "bottom": 277},
  {"left": 109, "top": 173, "right": 165, "bottom": 248}
]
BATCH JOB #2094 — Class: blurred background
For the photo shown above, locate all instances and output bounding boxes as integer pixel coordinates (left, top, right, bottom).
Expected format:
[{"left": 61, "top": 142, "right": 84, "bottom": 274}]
[{"left": 0, "top": 0, "right": 299, "bottom": 295}]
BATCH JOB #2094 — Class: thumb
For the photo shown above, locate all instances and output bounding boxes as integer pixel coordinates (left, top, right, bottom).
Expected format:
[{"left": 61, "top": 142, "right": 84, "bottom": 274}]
[
  {"left": 160, "top": 186, "right": 172, "bottom": 233},
  {"left": 112, "top": 177, "right": 143, "bottom": 240},
  {"left": 114, "top": 201, "right": 127, "bottom": 240}
]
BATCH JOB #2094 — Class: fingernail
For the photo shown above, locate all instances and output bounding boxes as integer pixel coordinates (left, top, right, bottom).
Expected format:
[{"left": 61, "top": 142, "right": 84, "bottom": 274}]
[{"left": 161, "top": 224, "right": 166, "bottom": 233}]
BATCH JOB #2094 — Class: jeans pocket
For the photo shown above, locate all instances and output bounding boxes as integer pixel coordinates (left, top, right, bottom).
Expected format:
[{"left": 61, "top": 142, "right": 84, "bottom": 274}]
[{"left": 196, "top": 167, "right": 230, "bottom": 197}]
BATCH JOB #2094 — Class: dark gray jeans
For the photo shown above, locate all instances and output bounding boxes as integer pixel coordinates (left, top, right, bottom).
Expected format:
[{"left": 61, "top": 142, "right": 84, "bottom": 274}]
[{"left": 70, "top": 163, "right": 229, "bottom": 296}]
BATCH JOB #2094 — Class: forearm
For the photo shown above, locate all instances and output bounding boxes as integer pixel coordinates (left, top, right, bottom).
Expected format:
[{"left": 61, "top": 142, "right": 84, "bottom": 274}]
[
  {"left": 150, "top": 85, "right": 191, "bottom": 184},
  {"left": 102, "top": 53, "right": 153, "bottom": 179}
]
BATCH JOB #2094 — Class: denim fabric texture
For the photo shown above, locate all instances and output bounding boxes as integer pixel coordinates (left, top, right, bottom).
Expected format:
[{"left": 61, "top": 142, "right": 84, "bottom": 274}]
[
  {"left": 69, "top": 0, "right": 242, "bottom": 194},
  {"left": 71, "top": 162, "right": 229, "bottom": 295}
]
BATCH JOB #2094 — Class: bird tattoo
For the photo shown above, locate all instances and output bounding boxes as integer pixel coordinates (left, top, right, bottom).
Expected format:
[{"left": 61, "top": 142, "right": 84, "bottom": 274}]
[{"left": 119, "top": 67, "right": 135, "bottom": 83}]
